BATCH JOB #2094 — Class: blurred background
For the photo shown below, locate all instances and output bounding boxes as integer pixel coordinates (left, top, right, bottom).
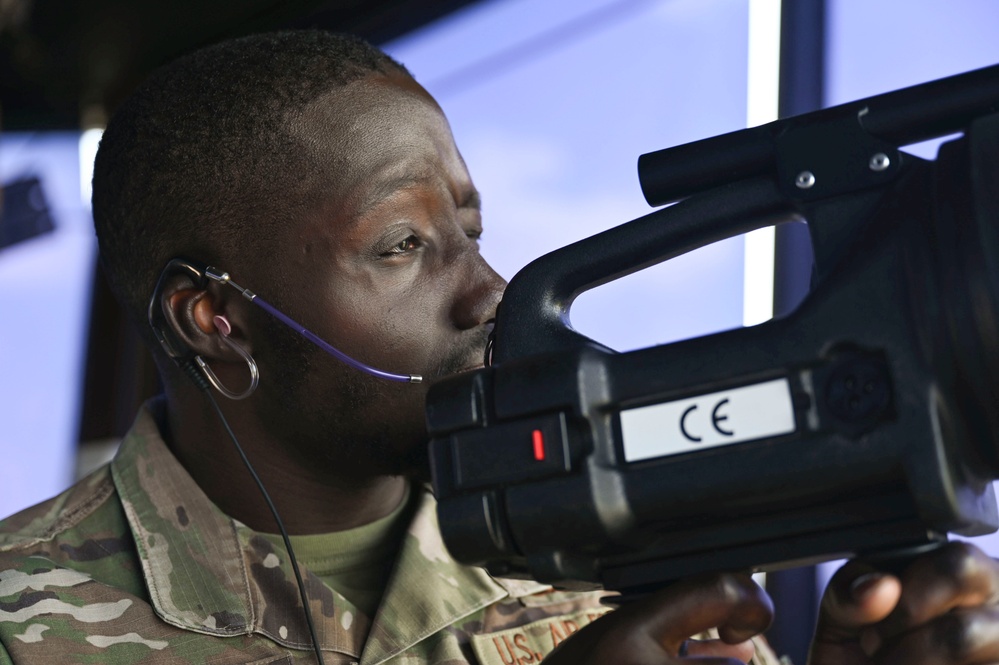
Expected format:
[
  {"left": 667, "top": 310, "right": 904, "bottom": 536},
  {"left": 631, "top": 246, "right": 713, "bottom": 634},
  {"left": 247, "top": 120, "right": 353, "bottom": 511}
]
[{"left": 2, "top": 0, "right": 999, "bottom": 662}]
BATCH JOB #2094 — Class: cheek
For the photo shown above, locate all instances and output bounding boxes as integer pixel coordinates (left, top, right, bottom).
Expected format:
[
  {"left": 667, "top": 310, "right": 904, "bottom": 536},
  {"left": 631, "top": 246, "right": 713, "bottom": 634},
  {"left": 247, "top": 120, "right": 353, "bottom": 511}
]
[
  {"left": 343, "top": 280, "right": 445, "bottom": 338},
  {"left": 326, "top": 294, "right": 433, "bottom": 370}
]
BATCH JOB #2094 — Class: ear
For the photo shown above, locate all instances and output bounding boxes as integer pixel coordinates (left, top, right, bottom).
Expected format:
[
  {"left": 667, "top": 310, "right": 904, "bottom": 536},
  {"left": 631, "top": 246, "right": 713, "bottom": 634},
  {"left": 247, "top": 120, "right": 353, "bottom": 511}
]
[{"left": 159, "top": 274, "right": 252, "bottom": 361}]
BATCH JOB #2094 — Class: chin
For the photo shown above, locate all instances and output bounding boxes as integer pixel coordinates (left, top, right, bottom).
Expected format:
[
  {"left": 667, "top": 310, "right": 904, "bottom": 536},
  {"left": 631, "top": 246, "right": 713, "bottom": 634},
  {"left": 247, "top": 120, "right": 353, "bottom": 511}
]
[
  {"left": 389, "top": 434, "right": 432, "bottom": 480},
  {"left": 401, "top": 458, "right": 433, "bottom": 484}
]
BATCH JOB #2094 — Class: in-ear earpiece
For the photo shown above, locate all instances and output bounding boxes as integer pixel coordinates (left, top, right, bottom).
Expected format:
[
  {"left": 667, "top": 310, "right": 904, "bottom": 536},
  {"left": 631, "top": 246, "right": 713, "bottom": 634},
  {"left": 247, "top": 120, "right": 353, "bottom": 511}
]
[
  {"left": 197, "top": 314, "right": 259, "bottom": 401},
  {"left": 213, "top": 315, "right": 232, "bottom": 337}
]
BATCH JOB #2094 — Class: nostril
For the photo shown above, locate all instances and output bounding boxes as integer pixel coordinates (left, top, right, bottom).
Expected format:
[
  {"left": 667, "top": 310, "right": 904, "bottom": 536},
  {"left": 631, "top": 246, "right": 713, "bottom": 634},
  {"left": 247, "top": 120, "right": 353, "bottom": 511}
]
[{"left": 452, "top": 257, "right": 505, "bottom": 330}]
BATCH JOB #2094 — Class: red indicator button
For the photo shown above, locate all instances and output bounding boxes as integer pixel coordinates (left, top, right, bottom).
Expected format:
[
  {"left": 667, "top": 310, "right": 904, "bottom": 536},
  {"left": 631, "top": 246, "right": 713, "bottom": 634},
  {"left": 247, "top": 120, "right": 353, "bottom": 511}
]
[{"left": 532, "top": 429, "right": 545, "bottom": 461}]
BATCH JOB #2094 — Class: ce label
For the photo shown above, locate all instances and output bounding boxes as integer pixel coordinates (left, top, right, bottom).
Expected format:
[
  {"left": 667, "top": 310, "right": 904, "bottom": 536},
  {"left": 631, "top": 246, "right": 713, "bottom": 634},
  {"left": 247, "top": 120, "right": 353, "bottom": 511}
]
[
  {"left": 680, "top": 398, "right": 734, "bottom": 443},
  {"left": 620, "top": 379, "right": 796, "bottom": 462}
]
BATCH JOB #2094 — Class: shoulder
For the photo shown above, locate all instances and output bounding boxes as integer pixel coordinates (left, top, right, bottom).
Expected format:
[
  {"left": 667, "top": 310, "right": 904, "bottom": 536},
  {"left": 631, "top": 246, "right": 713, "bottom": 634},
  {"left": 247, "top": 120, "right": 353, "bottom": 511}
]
[
  {"left": 0, "top": 466, "right": 118, "bottom": 553},
  {"left": 0, "top": 467, "right": 230, "bottom": 663},
  {"left": 0, "top": 465, "right": 143, "bottom": 601}
]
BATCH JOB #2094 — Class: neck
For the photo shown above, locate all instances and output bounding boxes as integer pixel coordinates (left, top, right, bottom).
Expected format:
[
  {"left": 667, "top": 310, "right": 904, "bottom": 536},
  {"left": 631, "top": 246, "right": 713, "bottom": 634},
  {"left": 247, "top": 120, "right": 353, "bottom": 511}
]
[{"left": 162, "top": 387, "right": 409, "bottom": 535}]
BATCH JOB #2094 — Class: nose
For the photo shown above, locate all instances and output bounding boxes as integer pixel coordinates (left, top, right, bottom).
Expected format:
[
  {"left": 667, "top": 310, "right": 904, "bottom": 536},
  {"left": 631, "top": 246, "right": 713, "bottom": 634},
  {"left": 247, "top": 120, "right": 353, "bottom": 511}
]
[{"left": 452, "top": 252, "right": 507, "bottom": 330}]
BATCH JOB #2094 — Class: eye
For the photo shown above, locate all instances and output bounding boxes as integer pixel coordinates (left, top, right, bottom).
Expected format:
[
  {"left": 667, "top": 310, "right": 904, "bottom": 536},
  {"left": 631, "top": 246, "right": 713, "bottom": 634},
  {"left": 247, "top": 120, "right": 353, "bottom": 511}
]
[{"left": 382, "top": 234, "right": 421, "bottom": 256}]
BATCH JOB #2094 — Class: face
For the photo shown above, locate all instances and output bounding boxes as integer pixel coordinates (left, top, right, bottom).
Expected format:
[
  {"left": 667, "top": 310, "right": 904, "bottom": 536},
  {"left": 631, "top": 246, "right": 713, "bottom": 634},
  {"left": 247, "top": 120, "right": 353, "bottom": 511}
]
[{"left": 246, "top": 70, "right": 505, "bottom": 479}]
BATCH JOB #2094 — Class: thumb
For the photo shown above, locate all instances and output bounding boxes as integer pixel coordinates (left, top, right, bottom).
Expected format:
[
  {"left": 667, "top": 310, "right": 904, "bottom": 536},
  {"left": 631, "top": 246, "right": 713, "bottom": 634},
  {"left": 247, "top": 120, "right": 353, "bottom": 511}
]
[
  {"left": 543, "top": 573, "right": 773, "bottom": 665},
  {"left": 619, "top": 572, "right": 774, "bottom": 650}
]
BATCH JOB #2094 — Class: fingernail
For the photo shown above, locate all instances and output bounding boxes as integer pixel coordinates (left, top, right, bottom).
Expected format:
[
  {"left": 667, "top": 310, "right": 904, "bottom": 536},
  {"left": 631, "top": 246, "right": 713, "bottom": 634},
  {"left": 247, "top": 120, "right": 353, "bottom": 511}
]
[{"left": 850, "top": 572, "right": 885, "bottom": 602}]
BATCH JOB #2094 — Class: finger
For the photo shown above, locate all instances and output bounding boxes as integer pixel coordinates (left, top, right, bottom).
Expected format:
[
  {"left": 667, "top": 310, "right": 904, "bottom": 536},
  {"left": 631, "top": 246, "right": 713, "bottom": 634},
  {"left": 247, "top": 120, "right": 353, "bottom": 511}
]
[
  {"left": 815, "top": 560, "right": 903, "bottom": 643},
  {"left": 810, "top": 562, "right": 903, "bottom": 665},
  {"left": 877, "top": 605, "right": 999, "bottom": 665},
  {"left": 874, "top": 542, "right": 999, "bottom": 643},
  {"left": 684, "top": 637, "right": 757, "bottom": 663}
]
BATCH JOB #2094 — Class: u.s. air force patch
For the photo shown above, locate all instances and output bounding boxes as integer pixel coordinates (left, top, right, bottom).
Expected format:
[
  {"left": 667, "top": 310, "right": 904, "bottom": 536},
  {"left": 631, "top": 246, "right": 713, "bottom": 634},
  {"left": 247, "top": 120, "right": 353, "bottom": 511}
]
[{"left": 469, "top": 608, "right": 611, "bottom": 665}]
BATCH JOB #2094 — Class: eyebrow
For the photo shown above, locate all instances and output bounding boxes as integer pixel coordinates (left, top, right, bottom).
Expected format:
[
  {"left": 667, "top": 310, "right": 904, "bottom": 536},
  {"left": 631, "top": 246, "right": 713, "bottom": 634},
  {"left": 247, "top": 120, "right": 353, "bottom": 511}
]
[
  {"left": 356, "top": 174, "right": 482, "bottom": 220},
  {"left": 355, "top": 174, "right": 431, "bottom": 219},
  {"left": 460, "top": 189, "right": 482, "bottom": 211}
]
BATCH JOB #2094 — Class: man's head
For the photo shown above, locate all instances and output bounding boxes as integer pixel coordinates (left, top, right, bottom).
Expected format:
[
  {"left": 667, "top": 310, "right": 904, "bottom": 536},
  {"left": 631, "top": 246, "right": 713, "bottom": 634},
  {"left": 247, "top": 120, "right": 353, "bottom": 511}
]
[
  {"left": 93, "top": 31, "right": 410, "bottom": 331},
  {"left": 93, "top": 31, "right": 505, "bottom": 479}
]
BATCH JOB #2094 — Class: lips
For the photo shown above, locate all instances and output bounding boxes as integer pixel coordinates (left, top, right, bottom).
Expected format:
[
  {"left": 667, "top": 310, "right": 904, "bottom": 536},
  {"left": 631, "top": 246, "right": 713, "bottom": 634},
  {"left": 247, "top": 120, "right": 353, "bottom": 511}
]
[
  {"left": 429, "top": 363, "right": 484, "bottom": 382},
  {"left": 430, "top": 329, "right": 491, "bottom": 379}
]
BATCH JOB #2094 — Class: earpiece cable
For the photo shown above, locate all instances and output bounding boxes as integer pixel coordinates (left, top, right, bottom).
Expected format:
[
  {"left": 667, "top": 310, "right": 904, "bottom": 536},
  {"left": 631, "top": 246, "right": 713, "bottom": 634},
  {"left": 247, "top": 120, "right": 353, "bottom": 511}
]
[{"left": 187, "top": 363, "right": 327, "bottom": 665}]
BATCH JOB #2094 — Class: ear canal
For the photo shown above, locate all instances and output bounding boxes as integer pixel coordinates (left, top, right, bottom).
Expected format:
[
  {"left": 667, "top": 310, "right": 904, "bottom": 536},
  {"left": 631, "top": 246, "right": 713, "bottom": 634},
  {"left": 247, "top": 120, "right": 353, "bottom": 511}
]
[{"left": 191, "top": 295, "right": 216, "bottom": 334}]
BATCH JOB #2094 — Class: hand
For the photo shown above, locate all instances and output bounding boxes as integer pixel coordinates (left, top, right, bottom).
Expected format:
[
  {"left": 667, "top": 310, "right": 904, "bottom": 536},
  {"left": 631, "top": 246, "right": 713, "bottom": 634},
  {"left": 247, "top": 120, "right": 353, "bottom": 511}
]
[
  {"left": 543, "top": 572, "right": 773, "bottom": 665},
  {"left": 810, "top": 541, "right": 999, "bottom": 665}
]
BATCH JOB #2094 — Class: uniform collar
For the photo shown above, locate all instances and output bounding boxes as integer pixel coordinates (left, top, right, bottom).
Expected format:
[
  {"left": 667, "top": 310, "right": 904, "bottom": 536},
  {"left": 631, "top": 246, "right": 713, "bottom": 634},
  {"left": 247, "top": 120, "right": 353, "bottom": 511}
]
[{"left": 111, "top": 402, "right": 537, "bottom": 663}]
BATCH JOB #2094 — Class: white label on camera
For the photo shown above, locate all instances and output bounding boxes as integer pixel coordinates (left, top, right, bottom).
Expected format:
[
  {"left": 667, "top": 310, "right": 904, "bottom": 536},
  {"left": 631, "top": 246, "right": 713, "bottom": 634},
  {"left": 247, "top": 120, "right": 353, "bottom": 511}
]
[{"left": 620, "top": 379, "right": 795, "bottom": 462}]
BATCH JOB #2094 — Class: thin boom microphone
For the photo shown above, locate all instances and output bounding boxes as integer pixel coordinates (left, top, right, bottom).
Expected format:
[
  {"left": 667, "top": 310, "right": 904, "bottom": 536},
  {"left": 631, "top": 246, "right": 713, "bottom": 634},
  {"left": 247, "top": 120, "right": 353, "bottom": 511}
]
[{"left": 203, "top": 266, "right": 422, "bottom": 384}]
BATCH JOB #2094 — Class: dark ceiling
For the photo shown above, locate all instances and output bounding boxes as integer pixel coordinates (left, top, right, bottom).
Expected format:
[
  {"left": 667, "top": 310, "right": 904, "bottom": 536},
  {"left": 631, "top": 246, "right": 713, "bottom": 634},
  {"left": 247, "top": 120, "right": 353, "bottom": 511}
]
[{"left": 0, "top": 0, "right": 481, "bottom": 130}]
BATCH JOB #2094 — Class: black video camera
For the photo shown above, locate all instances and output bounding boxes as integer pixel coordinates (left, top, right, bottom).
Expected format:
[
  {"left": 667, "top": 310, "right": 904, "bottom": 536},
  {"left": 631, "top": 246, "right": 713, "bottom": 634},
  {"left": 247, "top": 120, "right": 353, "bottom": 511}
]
[{"left": 425, "top": 64, "right": 999, "bottom": 597}]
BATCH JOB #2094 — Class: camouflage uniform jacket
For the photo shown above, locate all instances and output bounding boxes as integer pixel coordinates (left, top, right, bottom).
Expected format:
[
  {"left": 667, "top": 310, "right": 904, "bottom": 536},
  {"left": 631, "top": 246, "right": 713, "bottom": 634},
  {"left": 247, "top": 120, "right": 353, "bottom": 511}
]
[{"left": 0, "top": 405, "right": 783, "bottom": 665}]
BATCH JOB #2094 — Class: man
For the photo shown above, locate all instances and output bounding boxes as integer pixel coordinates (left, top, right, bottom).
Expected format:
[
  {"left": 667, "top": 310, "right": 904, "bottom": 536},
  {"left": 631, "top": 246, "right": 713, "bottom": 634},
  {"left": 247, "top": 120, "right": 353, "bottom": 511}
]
[{"left": 1, "top": 30, "right": 998, "bottom": 665}]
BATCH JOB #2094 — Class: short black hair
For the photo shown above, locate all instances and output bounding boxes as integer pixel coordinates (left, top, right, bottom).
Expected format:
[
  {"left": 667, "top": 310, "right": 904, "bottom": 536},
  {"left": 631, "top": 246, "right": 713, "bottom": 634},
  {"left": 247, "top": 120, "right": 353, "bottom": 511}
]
[{"left": 92, "top": 30, "right": 409, "bottom": 340}]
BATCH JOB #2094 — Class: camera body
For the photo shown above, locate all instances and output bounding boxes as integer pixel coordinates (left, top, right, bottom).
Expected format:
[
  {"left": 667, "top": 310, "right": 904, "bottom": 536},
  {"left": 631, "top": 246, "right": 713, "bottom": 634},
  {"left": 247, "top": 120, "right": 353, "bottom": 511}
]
[{"left": 427, "top": 65, "right": 999, "bottom": 595}]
